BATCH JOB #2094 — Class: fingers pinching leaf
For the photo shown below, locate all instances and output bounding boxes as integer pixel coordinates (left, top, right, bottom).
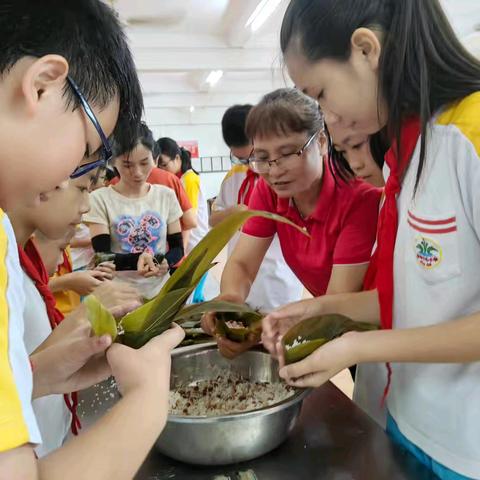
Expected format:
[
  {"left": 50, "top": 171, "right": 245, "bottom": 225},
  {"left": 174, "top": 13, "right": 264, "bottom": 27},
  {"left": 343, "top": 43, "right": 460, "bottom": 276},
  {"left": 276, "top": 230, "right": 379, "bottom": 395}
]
[
  {"left": 85, "top": 294, "right": 118, "bottom": 341},
  {"left": 282, "top": 314, "right": 377, "bottom": 364}
]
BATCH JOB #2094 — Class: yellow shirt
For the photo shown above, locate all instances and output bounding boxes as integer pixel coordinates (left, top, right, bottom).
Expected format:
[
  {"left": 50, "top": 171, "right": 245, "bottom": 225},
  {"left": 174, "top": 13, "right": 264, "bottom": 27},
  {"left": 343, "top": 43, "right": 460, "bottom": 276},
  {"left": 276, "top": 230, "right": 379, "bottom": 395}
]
[
  {"left": 0, "top": 210, "right": 41, "bottom": 451},
  {"left": 181, "top": 170, "right": 209, "bottom": 253},
  {"left": 52, "top": 247, "right": 81, "bottom": 316}
]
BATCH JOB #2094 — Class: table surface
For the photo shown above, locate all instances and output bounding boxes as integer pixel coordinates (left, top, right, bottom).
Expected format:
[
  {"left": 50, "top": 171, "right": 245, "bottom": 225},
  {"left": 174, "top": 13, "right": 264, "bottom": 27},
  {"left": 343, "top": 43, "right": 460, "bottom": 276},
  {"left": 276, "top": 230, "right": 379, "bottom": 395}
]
[{"left": 78, "top": 378, "right": 436, "bottom": 480}]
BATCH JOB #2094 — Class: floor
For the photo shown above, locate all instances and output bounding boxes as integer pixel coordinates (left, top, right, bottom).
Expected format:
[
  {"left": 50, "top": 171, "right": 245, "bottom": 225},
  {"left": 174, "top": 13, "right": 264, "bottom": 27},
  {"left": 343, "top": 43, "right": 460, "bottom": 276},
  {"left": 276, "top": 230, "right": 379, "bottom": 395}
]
[{"left": 211, "top": 248, "right": 355, "bottom": 399}]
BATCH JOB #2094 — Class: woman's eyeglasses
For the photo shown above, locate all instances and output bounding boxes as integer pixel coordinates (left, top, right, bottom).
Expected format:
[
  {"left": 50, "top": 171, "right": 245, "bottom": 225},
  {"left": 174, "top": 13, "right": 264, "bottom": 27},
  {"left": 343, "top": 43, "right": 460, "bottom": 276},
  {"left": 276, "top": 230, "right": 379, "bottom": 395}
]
[{"left": 248, "top": 131, "right": 319, "bottom": 174}]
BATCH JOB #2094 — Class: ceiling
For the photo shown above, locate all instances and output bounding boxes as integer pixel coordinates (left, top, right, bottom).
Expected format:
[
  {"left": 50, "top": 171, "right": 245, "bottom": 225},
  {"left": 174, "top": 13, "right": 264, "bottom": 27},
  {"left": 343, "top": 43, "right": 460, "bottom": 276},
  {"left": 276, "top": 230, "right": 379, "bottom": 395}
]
[{"left": 108, "top": 0, "right": 480, "bottom": 131}]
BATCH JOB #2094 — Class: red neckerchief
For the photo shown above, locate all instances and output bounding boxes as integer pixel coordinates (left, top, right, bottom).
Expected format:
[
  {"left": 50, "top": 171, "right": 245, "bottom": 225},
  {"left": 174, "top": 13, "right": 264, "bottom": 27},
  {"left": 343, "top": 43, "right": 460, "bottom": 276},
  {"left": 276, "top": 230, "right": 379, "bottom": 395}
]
[
  {"left": 362, "top": 190, "right": 386, "bottom": 291},
  {"left": 375, "top": 117, "right": 421, "bottom": 403},
  {"left": 19, "top": 239, "right": 81, "bottom": 435},
  {"left": 237, "top": 169, "right": 258, "bottom": 206}
]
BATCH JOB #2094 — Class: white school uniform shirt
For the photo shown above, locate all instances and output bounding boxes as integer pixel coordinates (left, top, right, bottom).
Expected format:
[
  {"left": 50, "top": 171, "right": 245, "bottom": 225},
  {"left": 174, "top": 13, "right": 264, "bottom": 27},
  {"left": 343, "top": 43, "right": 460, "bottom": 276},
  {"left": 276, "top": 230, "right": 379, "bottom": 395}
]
[
  {"left": 23, "top": 274, "right": 71, "bottom": 457},
  {"left": 0, "top": 211, "right": 42, "bottom": 453},
  {"left": 212, "top": 165, "right": 304, "bottom": 312},
  {"left": 387, "top": 92, "right": 480, "bottom": 479}
]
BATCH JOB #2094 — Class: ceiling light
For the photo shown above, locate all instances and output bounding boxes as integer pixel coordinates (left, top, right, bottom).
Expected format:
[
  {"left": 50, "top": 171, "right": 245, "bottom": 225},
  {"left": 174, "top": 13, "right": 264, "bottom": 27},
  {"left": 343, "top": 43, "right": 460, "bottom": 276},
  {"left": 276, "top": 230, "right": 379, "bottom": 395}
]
[
  {"left": 245, "top": 0, "right": 282, "bottom": 32},
  {"left": 205, "top": 70, "right": 224, "bottom": 87}
]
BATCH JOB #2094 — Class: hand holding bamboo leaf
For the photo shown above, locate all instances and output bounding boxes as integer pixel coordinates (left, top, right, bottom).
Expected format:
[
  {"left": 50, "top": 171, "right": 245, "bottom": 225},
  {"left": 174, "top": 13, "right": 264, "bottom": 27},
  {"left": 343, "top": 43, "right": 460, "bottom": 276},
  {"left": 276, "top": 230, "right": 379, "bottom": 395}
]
[{"left": 85, "top": 210, "right": 308, "bottom": 348}]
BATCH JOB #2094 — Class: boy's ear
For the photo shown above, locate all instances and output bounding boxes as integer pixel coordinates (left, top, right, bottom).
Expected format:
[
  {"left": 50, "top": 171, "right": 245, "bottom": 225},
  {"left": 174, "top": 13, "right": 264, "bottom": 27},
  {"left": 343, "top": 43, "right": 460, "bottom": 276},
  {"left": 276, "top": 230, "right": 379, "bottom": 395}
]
[{"left": 21, "top": 55, "right": 69, "bottom": 115}]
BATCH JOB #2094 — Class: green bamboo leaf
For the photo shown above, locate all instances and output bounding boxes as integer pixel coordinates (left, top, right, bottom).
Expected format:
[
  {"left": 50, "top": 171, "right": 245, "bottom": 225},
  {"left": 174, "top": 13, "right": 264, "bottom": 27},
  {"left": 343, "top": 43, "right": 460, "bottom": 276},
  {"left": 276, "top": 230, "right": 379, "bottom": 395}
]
[
  {"left": 143, "top": 287, "right": 195, "bottom": 333},
  {"left": 282, "top": 314, "right": 377, "bottom": 364},
  {"left": 84, "top": 294, "right": 118, "bottom": 341},
  {"left": 122, "top": 287, "right": 194, "bottom": 334},
  {"left": 120, "top": 298, "right": 154, "bottom": 333},
  {"left": 141, "top": 262, "right": 217, "bottom": 332},
  {"left": 121, "top": 287, "right": 195, "bottom": 348},
  {"left": 118, "top": 210, "right": 308, "bottom": 349},
  {"left": 283, "top": 338, "right": 328, "bottom": 364},
  {"left": 159, "top": 210, "right": 308, "bottom": 300}
]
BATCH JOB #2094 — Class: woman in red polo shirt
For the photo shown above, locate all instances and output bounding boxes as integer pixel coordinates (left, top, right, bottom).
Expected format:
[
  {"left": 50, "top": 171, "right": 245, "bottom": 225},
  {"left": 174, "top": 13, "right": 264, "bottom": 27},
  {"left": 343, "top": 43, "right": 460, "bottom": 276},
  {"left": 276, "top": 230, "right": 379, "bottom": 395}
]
[{"left": 202, "top": 88, "right": 381, "bottom": 357}]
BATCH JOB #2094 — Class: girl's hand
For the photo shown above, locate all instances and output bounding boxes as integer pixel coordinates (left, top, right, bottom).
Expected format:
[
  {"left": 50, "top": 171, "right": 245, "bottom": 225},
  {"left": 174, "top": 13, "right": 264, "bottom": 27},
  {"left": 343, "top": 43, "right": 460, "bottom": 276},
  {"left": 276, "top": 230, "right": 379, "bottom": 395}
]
[
  {"left": 137, "top": 252, "right": 160, "bottom": 278},
  {"left": 279, "top": 332, "right": 358, "bottom": 388},
  {"left": 66, "top": 270, "right": 109, "bottom": 295},
  {"left": 94, "top": 261, "right": 116, "bottom": 280},
  {"left": 262, "top": 297, "right": 325, "bottom": 358},
  {"left": 143, "top": 258, "right": 168, "bottom": 278}
]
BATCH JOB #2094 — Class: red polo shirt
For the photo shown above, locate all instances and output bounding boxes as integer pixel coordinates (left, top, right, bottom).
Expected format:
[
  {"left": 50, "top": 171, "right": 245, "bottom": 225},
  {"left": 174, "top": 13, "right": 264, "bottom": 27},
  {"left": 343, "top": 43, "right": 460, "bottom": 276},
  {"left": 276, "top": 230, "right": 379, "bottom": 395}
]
[{"left": 243, "top": 163, "right": 381, "bottom": 296}]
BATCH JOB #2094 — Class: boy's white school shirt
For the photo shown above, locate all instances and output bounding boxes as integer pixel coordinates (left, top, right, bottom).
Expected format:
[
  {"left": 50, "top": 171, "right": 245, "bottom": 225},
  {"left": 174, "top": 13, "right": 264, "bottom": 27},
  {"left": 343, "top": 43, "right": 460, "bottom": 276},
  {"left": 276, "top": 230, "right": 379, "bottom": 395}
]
[
  {"left": 23, "top": 273, "right": 71, "bottom": 457},
  {"left": 387, "top": 92, "right": 480, "bottom": 479},
  {"left": 0, "top": 212, "right": 42, "bottom": 452},
  {"left": 212, "top": 165, "right": 304, "bottom": 312}
]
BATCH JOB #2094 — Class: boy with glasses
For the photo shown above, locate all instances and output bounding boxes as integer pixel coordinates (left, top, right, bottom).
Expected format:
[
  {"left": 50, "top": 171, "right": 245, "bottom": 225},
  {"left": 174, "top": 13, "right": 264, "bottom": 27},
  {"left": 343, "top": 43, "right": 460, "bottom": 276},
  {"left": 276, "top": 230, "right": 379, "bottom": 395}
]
[{"left": 0, "top": 2, "right": 183, "bottom": 478}]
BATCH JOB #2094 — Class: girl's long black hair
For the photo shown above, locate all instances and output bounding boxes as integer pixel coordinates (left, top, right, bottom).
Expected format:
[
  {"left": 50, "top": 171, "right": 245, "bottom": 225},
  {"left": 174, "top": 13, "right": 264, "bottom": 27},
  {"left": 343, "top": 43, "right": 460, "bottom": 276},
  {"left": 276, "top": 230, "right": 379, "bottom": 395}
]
[
  {"left": 157, "top": 137, "right": 199, "bottom": 175},
  {"left": 281, "top": 0, "right": 480, "bottom": 191}
]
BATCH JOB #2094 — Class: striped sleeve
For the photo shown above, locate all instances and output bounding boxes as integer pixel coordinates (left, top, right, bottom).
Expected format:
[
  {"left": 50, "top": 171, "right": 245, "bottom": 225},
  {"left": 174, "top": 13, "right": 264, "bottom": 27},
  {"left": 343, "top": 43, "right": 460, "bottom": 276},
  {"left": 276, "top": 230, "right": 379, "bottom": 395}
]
[{"left": 0, "top": 211, "right": 41, "bottom": 451}]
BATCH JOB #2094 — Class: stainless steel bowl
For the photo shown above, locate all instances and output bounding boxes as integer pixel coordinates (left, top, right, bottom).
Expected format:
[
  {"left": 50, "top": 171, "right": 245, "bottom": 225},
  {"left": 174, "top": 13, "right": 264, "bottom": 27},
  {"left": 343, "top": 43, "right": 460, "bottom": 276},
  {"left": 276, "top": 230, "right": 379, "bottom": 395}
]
[{"left": 155, "top": 344, "right": 309, "bottom": 465}]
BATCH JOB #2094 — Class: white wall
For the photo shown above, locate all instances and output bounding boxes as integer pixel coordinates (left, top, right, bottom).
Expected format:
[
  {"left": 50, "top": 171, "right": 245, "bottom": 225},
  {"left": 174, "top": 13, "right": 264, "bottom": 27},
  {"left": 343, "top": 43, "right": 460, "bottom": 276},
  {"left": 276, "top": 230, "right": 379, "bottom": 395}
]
[
  {"left": 145, "top": 108, "right": 235, "bottom": 200},
  {"left": 149, "top": 123, "right": 228, "bottom": 158},
  {"left": 146, "top": 106, "right": 231, "bottom": 157}
]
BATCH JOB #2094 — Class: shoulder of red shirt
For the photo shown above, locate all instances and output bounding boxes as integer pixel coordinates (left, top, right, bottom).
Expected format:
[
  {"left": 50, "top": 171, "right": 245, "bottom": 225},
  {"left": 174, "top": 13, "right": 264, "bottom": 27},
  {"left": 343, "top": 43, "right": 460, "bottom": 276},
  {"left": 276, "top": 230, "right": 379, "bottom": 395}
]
[{"left": 248, "top": 166, "right": 381, "bottom": 214}]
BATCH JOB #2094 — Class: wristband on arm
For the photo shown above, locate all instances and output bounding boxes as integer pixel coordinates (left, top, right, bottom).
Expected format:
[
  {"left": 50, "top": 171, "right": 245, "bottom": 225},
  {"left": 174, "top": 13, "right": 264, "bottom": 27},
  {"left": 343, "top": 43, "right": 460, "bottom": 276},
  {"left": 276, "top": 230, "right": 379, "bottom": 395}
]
[
  {"left": 165, "top": 232, "right": 184, "bottom": 272},
  {"left": 92, "top": 234, "right": 141, "bottom": 271}
]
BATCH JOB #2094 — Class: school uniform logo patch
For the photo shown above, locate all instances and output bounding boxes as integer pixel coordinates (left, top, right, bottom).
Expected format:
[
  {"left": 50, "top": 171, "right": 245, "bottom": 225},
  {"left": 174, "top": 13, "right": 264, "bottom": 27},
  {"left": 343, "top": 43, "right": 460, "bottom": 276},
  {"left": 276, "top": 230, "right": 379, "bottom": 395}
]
[{"left": 414, "top": 236, "right": 442, "bottom": 269}]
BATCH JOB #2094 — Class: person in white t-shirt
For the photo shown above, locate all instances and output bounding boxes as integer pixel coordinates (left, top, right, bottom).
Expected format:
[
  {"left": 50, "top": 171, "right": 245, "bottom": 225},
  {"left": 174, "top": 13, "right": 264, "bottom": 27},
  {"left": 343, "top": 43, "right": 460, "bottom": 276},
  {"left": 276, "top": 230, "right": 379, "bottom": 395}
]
[{"left": 85, "top": 123, "right": 184, "bottom": 300}]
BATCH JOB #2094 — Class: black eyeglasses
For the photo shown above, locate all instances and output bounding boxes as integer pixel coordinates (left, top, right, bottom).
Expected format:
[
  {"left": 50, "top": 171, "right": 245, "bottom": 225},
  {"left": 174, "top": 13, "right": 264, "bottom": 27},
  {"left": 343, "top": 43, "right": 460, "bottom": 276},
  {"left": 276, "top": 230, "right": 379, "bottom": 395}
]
[
  {"left": 67, "top": 76, "right": 113, "bottom": 179},
  {"left": 248, "top": 131, "right": 320, "bottom": 174}
]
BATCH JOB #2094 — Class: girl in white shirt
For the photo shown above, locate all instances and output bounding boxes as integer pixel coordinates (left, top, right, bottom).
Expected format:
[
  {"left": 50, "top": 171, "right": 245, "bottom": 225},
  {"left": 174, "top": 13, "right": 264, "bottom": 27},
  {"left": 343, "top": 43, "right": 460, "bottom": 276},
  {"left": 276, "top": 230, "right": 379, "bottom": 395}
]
[
  {"left": 86, "top": 124, "right": 183, "bottom": 299},
  {"left": 264, "top": 1, "right": 480, "bottom": 479}
]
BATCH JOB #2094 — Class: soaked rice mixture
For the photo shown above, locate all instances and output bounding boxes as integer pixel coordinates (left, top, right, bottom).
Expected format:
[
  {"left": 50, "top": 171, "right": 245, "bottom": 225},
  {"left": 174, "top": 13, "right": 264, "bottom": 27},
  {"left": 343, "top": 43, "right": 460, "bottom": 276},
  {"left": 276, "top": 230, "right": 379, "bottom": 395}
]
[{"left": 169, "top": 373, "right": 295, "bottom": 417}]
